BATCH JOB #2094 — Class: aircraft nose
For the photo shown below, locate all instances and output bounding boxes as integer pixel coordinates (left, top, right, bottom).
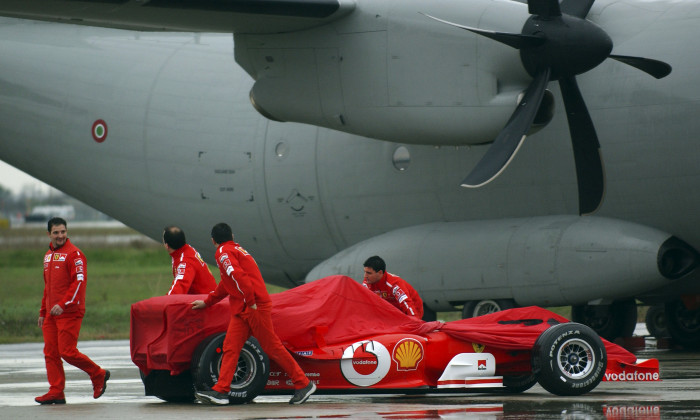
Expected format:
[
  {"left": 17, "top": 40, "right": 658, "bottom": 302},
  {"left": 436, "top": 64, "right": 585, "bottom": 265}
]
[{"left": 658, "top": 236, "right": 700, "bottom": 280}]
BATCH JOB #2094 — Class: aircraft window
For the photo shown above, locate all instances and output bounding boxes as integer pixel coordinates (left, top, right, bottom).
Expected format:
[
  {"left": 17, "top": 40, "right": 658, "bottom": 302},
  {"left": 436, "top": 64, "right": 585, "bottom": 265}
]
[
  {"left": 392, "top": 146, "right": 410, "bottom": 171},
  {"left": 275, "top": 142, "right": 288, "bottom": 159}
]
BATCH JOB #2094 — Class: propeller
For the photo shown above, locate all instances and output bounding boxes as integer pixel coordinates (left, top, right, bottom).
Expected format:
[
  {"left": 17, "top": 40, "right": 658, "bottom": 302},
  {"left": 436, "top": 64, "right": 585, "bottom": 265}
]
[{"left": 424, "top": 0, "right": 671, "bottom": 215}]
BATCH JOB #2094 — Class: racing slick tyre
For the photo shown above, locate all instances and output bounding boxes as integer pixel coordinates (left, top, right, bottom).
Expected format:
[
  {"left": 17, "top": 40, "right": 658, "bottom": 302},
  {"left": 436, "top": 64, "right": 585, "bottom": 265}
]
[
  {"left": 502, "top": 374, "right": 538, "bottom": 393},
  {"left": 139, "top": 369, "right": 195, "bottom": 403},
  {"left": 191, "top": 333, "right": 269, "bottom": 404},
  {"left": 462, "top": 299, "right": 515, "bottom": 319},
  {"left": 532, "top": 323, "right": 606, "bottom": 396}
]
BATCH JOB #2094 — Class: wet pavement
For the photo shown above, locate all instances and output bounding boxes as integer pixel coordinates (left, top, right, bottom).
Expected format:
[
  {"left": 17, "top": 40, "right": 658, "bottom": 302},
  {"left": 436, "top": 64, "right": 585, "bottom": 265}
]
[{"left": 1, "top": 336, "right": 698, "bottom": 419}]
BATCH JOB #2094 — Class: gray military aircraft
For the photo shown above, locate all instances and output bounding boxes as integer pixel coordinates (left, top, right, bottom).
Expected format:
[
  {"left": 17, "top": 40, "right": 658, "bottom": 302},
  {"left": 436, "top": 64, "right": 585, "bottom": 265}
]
[{"left": 1, "top": 0, "right": 699, "bottom": 346}]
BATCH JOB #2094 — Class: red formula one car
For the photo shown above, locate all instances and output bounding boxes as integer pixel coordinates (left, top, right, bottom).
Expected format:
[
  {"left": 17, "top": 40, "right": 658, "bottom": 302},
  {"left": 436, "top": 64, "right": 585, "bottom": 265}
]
[{"left": 130, "top": 276, "right": 659, "bottom": 403}]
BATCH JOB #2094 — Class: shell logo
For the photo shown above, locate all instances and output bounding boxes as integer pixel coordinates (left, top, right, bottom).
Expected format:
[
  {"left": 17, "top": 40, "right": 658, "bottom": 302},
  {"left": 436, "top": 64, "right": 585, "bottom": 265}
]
[{"left": 392, "top": 338, "right": 424, "bottom": 371}]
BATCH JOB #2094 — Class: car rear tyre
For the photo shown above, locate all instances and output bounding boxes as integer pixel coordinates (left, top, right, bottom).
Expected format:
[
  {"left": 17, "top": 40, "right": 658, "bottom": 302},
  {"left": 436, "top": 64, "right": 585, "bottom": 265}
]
[
  {"left": 139, "top": 369, "right": 195, "bottom": 403},
  {"left": 502, "top": 374, "right": 538, "bottom": 393},
  {"left": 191, "top": 333, "right": 269, "bottom": 404},
  {"left": 532, "top": 323, "right": 606, "bottom": 396}
]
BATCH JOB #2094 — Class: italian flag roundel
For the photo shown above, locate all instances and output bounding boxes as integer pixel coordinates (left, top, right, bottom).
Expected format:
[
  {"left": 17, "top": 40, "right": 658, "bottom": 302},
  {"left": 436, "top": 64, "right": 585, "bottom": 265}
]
[{"left": 92, "top": 119, "right": 108, "bottom": 143}]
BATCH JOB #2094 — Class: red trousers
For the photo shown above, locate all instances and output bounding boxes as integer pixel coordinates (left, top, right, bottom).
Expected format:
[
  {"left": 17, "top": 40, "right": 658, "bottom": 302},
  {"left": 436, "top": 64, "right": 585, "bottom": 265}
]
[
  {"left": 213, "top": 302, "right": 309, "bottom": 393},
  {"left": 42, "top": 312, "right": 101, "bottom": 393}
]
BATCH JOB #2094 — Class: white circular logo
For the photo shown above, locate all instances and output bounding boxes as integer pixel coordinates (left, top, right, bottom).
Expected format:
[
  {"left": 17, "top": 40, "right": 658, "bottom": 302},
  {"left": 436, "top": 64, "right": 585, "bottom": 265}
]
[{"left": 340, "top": 340, "right": 391, "bottom": 387}]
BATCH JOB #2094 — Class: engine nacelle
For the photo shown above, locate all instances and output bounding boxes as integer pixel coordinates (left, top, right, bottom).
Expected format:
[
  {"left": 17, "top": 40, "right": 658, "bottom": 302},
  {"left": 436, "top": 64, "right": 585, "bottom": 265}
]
[
  {"left": 235, "top": 0, "right": 532, "bottom": 146},
  {"left": 305, "top": 216, "right": 698, "bottom": 311}
]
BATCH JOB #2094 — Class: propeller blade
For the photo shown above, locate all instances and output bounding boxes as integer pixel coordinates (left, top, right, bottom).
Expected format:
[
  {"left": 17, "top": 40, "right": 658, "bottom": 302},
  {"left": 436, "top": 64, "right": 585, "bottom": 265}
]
[
  {"left": 560, "top": 0, "right": 595, "bottom": 18},
  {"left": 610, "top": 55, "right": 672, "bottom": 79},
  {"left": 420, "top": 13, "right": 545, "bottom": 50},
  {"left": 462, "top": 68, "right": 551, "bottom": 188},
  {"left": 528, "top": 0, "right": 562, "bottom": 18},
  {"left": 558, "top": 77, "right": 605, "bottom": 215}
]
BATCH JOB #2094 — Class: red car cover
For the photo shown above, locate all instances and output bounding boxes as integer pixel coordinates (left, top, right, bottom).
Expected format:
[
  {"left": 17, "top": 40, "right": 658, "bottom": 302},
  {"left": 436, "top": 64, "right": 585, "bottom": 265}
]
[{"left": 130, "top": 275, "right": 636, "bottom": 375}]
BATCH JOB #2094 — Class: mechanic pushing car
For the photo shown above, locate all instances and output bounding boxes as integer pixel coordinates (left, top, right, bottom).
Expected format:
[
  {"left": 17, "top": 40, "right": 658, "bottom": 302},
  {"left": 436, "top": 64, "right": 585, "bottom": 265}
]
[
  {"left": 191, "top": 222, "right": 316, "bottom": 405},
  {"left": 363, "top": 255, "right": 424, "bottom": 319},
  {"left": 162, "top": 226, "right": 217, "bottom": 295}
]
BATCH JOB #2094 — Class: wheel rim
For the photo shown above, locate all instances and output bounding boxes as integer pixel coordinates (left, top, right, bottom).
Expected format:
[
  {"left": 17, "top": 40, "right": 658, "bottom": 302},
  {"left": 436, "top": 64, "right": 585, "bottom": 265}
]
[
  {"left": 231, "top": 349, "right": 257, "bottom": 389},
  {"left": 557, "top": 338, "right": 595, "bottom": 379},
  {"left": 672, "top": 305, "right": 700, "bottom": 333},
  {"left": 576, "top": 306, "right": 612, "bottom": 330},
  {"left": 473, "top": 300, "right": 501, "bottom": 317}
]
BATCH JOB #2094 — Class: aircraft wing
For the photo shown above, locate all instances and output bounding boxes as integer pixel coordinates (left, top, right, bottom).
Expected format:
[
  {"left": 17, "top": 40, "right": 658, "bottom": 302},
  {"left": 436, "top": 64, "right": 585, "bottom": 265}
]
[{"left": 0, "top": 0, "right": 355, "bottom": 33}]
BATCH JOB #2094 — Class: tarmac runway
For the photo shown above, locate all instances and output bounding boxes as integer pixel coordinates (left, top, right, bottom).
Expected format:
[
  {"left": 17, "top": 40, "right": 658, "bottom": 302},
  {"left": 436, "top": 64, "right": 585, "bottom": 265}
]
[{"left": 1, "top": 334, "right": 698, "bottom": 419}]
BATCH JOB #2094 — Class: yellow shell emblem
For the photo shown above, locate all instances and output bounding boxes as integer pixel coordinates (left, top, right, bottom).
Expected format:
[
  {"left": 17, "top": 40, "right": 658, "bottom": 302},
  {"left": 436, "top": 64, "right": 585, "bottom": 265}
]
[{"left": 392, "top": 338, "right": 424, "bottom": 371}]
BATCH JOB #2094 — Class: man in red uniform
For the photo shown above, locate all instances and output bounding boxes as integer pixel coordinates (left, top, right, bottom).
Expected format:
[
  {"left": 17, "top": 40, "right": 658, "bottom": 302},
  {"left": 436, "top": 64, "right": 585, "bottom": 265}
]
[
  {"left": 36, "top": 217, "right": 109, "bottom": 405},
  {"left": 191, "top": 222, "right": 316, "bottom": 405},
  {"left": 362, "top": 255, "right": 424, "bottom": 319},
  {"left": 163, "top": 226, "right": 217, "bottom": 295}
]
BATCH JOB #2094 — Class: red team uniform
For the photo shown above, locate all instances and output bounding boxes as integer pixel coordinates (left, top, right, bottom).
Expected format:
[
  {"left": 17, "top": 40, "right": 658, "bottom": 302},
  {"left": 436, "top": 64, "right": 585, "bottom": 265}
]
[
  {"left": 40, "top": 238, "right": 107, "bottom": 401},
  {"left": 204, "top": 241, "right": 310, "bottom": 394},
  {"left": 167, "top": 244, "right": 217, "bottom": 295},
  {"left": 363, "top": 271, "right": 424, "bottom": 318}
]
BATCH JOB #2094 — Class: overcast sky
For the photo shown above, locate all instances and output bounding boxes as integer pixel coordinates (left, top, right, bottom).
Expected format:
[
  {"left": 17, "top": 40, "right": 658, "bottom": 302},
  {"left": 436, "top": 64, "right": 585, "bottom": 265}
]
[{"left": 0, "top": 161, "right": 52, "bottom": 195}]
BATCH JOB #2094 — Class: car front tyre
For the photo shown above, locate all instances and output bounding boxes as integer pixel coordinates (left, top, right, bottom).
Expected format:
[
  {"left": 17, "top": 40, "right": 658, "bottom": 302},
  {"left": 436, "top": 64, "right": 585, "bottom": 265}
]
[{"left": 532, "top": 323, "right": 606, "bottom": 396}]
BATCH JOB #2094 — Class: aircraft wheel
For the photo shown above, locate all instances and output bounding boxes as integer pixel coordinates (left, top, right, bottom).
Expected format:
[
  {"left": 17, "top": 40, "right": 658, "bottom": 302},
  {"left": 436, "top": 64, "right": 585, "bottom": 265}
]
[
  {"left": 191, "top": 333, "right": 269, "bottom": 404},
  {"left": 422, "top": 304, "right": 437, "bottom": 321},
  {"left": 462, "top": 299, "right": 515, "bottom": 319},
  {"left": 570, "top": 299, "right": 636, "bottom": 341},
  {"left": 533, "top": 323, "right": 606, "bottom": 396},
  {"left": 645, "top": 304, "right": 669, "bottom": 339},
  {"left": 664, "top": 299, "right": 700, "bottom": 348}
]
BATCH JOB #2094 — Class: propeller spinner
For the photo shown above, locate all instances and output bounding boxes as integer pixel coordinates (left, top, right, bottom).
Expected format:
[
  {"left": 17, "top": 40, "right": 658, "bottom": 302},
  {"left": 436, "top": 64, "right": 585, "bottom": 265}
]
[{"left": 425, "top": 0, "right": 671, "bottom": 215}]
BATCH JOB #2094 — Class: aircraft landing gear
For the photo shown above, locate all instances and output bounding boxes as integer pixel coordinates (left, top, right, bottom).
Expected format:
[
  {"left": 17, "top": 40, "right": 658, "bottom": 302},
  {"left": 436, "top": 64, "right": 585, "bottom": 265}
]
[
  {"left": 644, "top": 304, "right": 669, "bottom": 339},
  {"left": 462, "top": 299, "right": 515, "bottom": 319},
  {"left": 570, "top": 299, "right": 637, "bottom": 341},
  {"left": 664, "top": 299, "right": 700, "bottom": 348}
]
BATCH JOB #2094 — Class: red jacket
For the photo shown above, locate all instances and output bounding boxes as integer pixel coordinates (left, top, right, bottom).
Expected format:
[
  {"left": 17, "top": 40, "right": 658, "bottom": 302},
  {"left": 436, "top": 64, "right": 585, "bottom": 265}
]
[
  {"left": 41, "top": 238, "right": 87, "bottom": 317},
  {"left": 205, "top": 241, "right": 271, "bottom": 314},
  {"left": 363, "top": 272, "right": 424, "bottom": 318},
  {"left": 168, "top": 244, "right": 217, "bottom": 295}
]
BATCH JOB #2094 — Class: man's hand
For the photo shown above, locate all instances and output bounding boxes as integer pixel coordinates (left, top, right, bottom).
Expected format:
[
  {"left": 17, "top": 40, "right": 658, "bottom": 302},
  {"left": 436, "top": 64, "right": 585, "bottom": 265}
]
[
  {"left": 38, "top": 316, "right": 44, "bottom": 328},
  {"left": 49, "top": 304, "right": 63, "bottom": 316},
  {"left": 191, "top": 300, "right": 207, "bottom": 310}
]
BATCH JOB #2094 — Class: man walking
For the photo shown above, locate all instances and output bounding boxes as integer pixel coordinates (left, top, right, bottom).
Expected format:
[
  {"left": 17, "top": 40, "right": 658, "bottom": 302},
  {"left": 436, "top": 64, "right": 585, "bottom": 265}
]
[{"left": 36, "top": 217, "right": 109, "bottom": 404}]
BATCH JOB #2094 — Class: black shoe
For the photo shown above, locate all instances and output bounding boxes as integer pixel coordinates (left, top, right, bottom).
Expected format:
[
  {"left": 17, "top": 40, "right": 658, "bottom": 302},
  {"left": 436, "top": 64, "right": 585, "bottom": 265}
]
[
  {"left": 289, "top": 382, "right": 316, "bottom": 405},
  {"left": 195, "top": 390, "right": 230, "bottom": 405}
]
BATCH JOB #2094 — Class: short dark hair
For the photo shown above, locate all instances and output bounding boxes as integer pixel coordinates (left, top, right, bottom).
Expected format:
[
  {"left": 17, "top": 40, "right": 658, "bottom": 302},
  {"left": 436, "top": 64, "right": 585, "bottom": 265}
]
[
  {"left": 47, "top": 217, "right": 67, "bottom": 232},
  {"left": 363, "top": 255, "right": 386, "bottom": 273},
  {"left": 163, "top": 226, "right": 187, "bottom": 249},
  {"left": 211, "top": 222, "right": 233, "bottom": 245}
]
